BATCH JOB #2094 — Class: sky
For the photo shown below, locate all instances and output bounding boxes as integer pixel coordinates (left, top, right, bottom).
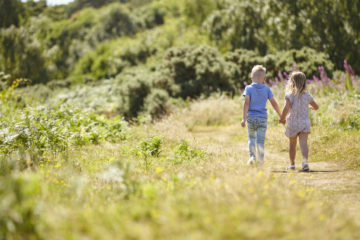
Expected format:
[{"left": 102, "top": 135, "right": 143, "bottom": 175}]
[
  {"left": 22, "top": 0, "right": 74, "bottom": 6},
  {"left": 46, "top": 0, "right": 74, "bottom": 5}
]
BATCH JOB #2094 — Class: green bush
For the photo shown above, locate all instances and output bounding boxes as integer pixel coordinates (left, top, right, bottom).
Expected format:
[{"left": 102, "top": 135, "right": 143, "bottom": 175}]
[
  {"left": 275, "top": 47, "right": 334, "bottom": 79},
  {"left": 135, "top": 3, "right": 165, "bottom": 28},
  {"left": 203, "top": 1, "right": 267, "bottom": 53},
  {"left": 136, "top": 136, "right": 163, "bottom": 170},
  {"left": 90, "top": 4, "right": 139, "bottom": 44},
  {"left": 72, "top": 37, "right": 154, "bottom": 82},
  {"left": 225, "top": 47, "right": 334, "bottom": 87},
  {"left": 118, "top": 74, "right": 151, "bottom": 120},
  {"left": 143, "top": 88, "right": 170, "bottom": 119},
  {"left": 0, "top": 26, "right": 47, "bottom": 84},
  {"left": 172, "top": 140, "right": 206, "bottom": 165},
  {"left": 159, "top": 45, "right": 234, "bottom": 98},
  {"left": 183, "top": 0, "right": 219, "bottom": 26}
]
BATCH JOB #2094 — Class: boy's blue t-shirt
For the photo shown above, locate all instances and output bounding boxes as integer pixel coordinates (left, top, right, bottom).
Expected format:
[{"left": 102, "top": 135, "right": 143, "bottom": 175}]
[{"left": 243, "top": 83, "right": 274, "bottom": 118}]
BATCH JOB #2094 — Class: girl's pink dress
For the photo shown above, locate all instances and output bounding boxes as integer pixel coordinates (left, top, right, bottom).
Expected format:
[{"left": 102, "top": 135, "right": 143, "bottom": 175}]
[{"left": 285, "top": 92, "right": 314, "bottom": 137}]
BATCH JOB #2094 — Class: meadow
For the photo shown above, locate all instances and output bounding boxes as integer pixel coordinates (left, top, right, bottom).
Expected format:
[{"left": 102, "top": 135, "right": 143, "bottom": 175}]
[
  {"left": 1, "top": 75, "right": 360, "bottom": 239},
  {"left": 1, "top": 0, "right": 360, "bottom": 239}
]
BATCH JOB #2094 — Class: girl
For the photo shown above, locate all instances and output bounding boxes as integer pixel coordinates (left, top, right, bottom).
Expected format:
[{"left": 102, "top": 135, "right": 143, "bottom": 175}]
[{"left": 279, "top": 71, "right": 319, "bottom": 171}]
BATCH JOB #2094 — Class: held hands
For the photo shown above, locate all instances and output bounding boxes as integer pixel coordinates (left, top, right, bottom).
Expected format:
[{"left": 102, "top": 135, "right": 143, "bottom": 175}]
[
  {"left": 279, "top": 118, "right": 286, "bottom": 125},
  {"left": 241, "top": 119, "right": 246, "bottom": 128}
]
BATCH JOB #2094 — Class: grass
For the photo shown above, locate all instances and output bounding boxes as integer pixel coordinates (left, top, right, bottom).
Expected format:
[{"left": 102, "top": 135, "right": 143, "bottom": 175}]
[{"left": 2, "top": 89, "right": 360, "bottom": 239}]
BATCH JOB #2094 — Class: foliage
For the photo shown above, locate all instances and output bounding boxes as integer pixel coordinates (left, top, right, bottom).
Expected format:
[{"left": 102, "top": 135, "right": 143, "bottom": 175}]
[
  {"left": 0, "top": 0, "right": 25, "bottom": 28},
  {"left": 72, "top": 37, "right": 153, "bottom": 82},
  {"left": 183, "top": 0, "right": 219, "bottom": 26},
  {"left": 203, "top": 0, "right": 267, "bottom": 54},
  {"left": 172, "top": 140, "right": 206, "bottom": 164},
  {"left": 159, "top": 45, "right": 234, "bottom": 98},
  {"left": 0, "top": 26, "right": 47, "bottom": 84},
  {"left": 118, "top": 73, "right": 152, "bottom": 120},
  {"left": 0, "top": 174, "right": 41, "bottom": 239},
  {"left": 143, "top": 88, "right": 170, "bottom": 119},
  {"left": 136, "top": 136, "right": 162, "bottom": 170},
  {"left": 200, "top": 0, "right": 360, "bottom": 72},
  {"left": 138, "top": 136, "right": 162, "bottom": 157},
  {"left": 0, "top": 105, "right": 127, "bottom": 163},
  {"left": 340, "top": 110, "right": 360, "bottom": 130},
  {"left": 66, "top": 0, "right": 128, "bottom": 17},
  {"left": 225, "top": 47, "right": 334, "bottom": 88}
]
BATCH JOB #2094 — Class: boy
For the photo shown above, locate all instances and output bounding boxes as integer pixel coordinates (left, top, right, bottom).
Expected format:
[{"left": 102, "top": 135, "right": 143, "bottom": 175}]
[{"left": 241, "top": 65, "right": 281, "bottom": 166}]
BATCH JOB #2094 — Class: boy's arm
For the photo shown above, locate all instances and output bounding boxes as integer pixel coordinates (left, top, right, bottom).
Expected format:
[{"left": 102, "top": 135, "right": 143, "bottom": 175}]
[
  {"left": 279, "top": 98, "right": 291, "bottom": 124},
  {"left": 269, "top": 97, "right": 282, "bottom": 117},
  {"left": 310, "top": 100, "right": 319, "bottom": 110},
  {"left": 241, "top": 96, "right": 250, "bottom": 128}
]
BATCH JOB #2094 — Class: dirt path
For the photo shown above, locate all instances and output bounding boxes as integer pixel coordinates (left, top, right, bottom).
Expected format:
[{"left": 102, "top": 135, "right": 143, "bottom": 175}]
[{"left": 189, "top": 124, "right": 360, "bottom": 223}]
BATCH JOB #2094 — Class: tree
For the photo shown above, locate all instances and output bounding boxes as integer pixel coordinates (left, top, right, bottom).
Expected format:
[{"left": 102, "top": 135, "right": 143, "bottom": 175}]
[{"left": 0, "top": 0, "right": 25, "bottom": 28}]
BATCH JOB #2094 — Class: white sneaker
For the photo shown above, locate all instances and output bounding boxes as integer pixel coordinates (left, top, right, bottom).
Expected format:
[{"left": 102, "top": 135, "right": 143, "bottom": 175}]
[
  {"left": 286, "top": 164, "right": 296, "bottom": 171},
  {"left": 247, "top": 157, "right": 256, "bottom": 166},
  {"left": 302, "top": 163, "right": 310, "bottom": 172}
]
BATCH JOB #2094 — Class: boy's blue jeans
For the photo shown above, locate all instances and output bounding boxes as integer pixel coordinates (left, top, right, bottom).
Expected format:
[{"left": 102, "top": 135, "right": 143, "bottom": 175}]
[{"left": 247, "top": 116, "right": 267, "bottom": 164}]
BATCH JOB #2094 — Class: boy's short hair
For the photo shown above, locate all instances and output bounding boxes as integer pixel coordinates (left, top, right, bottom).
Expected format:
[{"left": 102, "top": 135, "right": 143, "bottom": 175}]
[{"left": 251, "top": 65, "right": 266, "bottom": 80}]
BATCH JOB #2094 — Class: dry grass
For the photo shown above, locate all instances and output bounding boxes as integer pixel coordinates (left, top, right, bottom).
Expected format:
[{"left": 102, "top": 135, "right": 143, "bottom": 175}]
[{"left": 4, "top": 93, "right": 360, "bottom": 239}]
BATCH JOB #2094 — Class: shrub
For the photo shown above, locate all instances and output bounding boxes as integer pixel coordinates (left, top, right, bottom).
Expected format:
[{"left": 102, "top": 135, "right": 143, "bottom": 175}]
[
  {"left": 0, "top": 26, "right": 47, "bottom": 84},
  {"left": 135, "top": 3, "right": 165, "bottom": 28},
  {"left": 275, "top": 47, "right": 334, "bottom": 79},
  {"left": 136, "top": 136, "right": 163, "bottom": 170},
  {"left": 172, "top": 140, "right": 206, "bottom": 165},
  {"left": 183, "top": 0, "right": 219, "bottom": 26},
  {"left": 203, "top": 1, "right": 267, "bottom": 53},
  {"left": 90, "top": 4, "right": 139, "bottom": 44},
  {"left": 72, "top": 38, "right": 153, "bottom": 82},
  {"left": 143, "top": 88, "right": 170, "bottom": 120},
  {"left": 118, "top": 74, "right": 151, "bottom": 120},
  {"left": 225, "top": 47, "right": 334, "bottom": 87},
  {"left": 159, "top": 45, "right": 234, "bottom": 98}
]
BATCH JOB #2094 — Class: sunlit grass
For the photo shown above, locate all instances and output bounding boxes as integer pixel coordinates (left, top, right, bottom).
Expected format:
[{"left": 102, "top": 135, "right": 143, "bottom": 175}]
[{"left": 2, "top": 87, "right": 360, "bottom": 239}]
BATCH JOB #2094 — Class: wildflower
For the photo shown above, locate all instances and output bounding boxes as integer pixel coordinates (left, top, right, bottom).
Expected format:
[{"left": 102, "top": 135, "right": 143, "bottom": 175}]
[
  {"left": 297, "top": 190, "right": 305, "bottom": 198},
  {"left": 318, "top": 214, "right": 326, "bottom": 221},
  {"left": 289, "top": 180, "right": 296, "bottom": 185},
  {"left": 155, "top": 167, "right": 164, "bottom": 174},
  {"left": 54, "top": 163, "right": 61, "bottom": 168},
  {"left": 248, "top": 186, "right": 255, "bottom": 193}
]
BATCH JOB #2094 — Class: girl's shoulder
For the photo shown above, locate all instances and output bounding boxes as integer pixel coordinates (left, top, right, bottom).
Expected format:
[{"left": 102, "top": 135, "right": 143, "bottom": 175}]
[
  {"left": 285, "top": 93, "right": 295, "bottom": 100},
  {"left": 301, "top": 91, "right": 313, "bottom": 98},
  {"left": 303, "top": 91, "right": 314, "bottom": 102}
]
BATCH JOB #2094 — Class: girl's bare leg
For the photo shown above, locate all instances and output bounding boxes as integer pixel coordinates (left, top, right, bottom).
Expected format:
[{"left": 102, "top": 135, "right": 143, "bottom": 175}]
[
  {"left": 289, "top": 136, "right": 297, "bottom": 165},
  {"left": 298, "top": 132, "right": 309, "bottom": 163}
]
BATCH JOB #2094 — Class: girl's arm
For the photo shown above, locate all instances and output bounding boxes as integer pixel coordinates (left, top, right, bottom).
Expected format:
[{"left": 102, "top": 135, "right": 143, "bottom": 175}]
[
  {"left": 241, "top": 96, "right": 250, "bottom": 127},
  {"left": 279, "top": 98, "right": 291, "bottom": 124},
  {"left": 310, "top": 100, "right": 319, "bottom": 110},
  {"left": 269, "top": 97, "right": 282, "bottom": 117}
]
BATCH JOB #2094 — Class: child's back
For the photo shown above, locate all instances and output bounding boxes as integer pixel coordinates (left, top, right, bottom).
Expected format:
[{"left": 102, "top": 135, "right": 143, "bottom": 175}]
[
  {"left": 241, "top": 65, "right": 282, "bottom": 166},
  {"left": 279, "top": 71, "right": 319, "bottom": 171},
  {"left": 285, "top": 92, "right": 313, "bottom": 138},
  {"left": 245, "top": 83, "right": 273, "bottom": 118}
]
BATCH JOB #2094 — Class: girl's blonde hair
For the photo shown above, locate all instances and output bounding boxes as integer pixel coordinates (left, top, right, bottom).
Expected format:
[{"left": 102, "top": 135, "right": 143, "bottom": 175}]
[{"left": 286, "top": 71, "right": 306, "bottom": 96}]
